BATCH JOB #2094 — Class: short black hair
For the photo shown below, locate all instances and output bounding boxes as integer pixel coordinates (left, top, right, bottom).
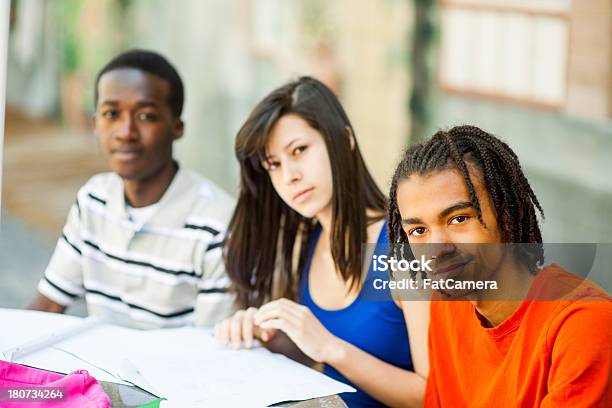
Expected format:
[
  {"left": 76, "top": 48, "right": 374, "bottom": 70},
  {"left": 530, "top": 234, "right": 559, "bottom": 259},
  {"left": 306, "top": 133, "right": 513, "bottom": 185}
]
[
  {"left": 94, "top": 49, "right": 184, "bottom": 117},
  {"left": 388, "top": 125, "right": 545, "bottom": 273}
]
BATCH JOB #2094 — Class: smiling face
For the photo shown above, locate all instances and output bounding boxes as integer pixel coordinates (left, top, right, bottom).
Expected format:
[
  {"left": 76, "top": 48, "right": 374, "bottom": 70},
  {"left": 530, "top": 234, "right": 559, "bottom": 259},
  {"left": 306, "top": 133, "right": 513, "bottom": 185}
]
[
  {"left": 396, "top": 166, "right": 506, "bottom": 298},
  {"left": 262, "top": 114, "right": 334, "bottom": 219},
  {"left": 94, "top": 68, "right": 183, "bottom": 181}
]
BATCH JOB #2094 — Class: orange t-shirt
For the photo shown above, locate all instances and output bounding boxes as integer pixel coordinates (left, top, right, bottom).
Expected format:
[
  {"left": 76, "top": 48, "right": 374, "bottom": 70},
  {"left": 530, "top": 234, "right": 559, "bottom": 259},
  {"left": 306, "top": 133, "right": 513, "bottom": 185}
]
[{"left": 425, "top": 264, "right": 611, "bottom": 407}]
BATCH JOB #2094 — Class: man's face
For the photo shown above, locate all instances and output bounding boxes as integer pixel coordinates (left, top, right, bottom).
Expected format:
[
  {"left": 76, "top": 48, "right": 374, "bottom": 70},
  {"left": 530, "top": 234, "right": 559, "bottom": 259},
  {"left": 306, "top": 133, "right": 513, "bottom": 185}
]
[
  {"left": 94, "top": 68, "right": 183, "bottom": 181},
  {"left": 396, "top": 166, "right": 505, "bottom": 298}
]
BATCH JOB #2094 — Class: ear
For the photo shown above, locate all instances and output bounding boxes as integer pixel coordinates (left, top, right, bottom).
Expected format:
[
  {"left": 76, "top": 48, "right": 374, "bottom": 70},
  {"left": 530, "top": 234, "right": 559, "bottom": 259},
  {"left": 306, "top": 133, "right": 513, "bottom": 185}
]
[
  {"left": 346, "top": 126, "right": 355, "bottom": 151},
  {"left": 92, "top": 113, "right": 103, "bottom": 141},
  {"left": 173, "top": 118, "right": 185, "bottom": 140}
]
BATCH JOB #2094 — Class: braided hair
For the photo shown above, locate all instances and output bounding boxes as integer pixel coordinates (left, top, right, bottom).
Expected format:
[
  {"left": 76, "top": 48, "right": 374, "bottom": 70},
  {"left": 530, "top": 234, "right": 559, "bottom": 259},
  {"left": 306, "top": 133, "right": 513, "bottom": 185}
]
[{"left": 388, "top": 125, "right": 544, "bottom": 273}]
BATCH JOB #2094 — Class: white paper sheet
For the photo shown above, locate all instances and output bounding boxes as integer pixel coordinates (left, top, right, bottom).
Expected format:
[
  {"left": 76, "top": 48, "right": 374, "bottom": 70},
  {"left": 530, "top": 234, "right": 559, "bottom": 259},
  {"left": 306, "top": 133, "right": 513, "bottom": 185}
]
[
  {"left": 0, "top": 310, "right": 133, "bottom": 385},
  {"left": 128, "top": 328, "right": 354, "bottom": 407},
  {"left": 0, "top": 308, "right": 82, "bottom": 351},
  {"left": 1, "top": 309, "right": 354, "bottom": 406}
]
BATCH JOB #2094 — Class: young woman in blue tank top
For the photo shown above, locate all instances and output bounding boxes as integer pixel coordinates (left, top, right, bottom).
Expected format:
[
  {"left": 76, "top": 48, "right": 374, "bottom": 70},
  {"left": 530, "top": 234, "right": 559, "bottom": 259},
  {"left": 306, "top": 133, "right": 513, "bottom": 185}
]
[{"left": 215, "top": 77, "right": 429, "bottom": 407}]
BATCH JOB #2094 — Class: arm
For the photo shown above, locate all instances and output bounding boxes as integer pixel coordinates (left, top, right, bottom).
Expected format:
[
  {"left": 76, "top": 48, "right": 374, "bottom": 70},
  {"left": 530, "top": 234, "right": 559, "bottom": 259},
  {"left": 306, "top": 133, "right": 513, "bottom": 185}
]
[
  {"left": 27, "top": 293, "right": 66, "bottom": 313},
  {"left": 264, "top": 329, "right": 316, "bottom": 367},
  {"left": 32, "top": 201, "right": 85, "bottom": 311},
  {"left": 194, "top": 235, "right": 236, "bottom": 326},
  {"left": 324, "top": 301, "right": 429, "bottom": 407},
  {"left": 255, "top": 298, "right": 430, "bottom": 408},
  {"left": 400, "top": 300, "right": 430, "bottom": 379}
]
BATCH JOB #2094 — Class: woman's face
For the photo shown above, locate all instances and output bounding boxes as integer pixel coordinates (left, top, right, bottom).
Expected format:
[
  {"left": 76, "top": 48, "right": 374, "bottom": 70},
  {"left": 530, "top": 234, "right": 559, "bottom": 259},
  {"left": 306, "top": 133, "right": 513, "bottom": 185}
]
[{"left": 263, "top": 114, "right": 334, "bottom": 219}]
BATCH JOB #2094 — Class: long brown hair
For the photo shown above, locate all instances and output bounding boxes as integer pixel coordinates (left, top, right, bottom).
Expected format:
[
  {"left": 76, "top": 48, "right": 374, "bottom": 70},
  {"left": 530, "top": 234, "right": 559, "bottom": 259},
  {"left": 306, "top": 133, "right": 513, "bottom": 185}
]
[{"left": 225, "top": 76, "right": 386, "bottom": 307}]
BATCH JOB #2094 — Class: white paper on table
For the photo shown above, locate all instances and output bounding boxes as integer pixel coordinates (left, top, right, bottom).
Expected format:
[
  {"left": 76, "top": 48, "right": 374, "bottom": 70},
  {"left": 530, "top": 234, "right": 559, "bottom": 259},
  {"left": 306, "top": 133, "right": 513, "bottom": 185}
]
[
  {"left": 3, "top": 316, "right": 104, "bottom": 362},
  {"left": 0, "top": 309, "right": 149, "bottom": 390},
  {"left": 13, "top": 324, "right": 144, "bottom": 387},
  {"left": 24, "top": 324, "right": 164, "bottom": 394},
  {"left": 128, "top": 327, "right": 355, "bottom": 407},
  {"left": 0, "top": 308, "right": 83, "bottom": 351},
  {"left": 1, "top": 310, "right": 354, "bottom": 406},
  {"left": 0, "top": 309, "right": 118, "bottom": 382}
]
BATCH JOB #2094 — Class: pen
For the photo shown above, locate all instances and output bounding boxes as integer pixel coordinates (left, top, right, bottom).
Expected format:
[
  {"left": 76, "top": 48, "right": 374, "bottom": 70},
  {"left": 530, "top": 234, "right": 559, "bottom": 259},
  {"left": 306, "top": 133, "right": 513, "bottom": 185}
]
[{"left": 2, "top": 316, "right": 104, "bottom": 362}]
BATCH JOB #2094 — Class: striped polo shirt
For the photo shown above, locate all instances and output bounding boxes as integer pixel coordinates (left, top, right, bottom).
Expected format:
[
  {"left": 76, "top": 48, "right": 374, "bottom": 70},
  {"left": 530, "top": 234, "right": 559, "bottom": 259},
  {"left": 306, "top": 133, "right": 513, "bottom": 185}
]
[{"left": 37, "top": 166, "right": 236, "bottom": 329}]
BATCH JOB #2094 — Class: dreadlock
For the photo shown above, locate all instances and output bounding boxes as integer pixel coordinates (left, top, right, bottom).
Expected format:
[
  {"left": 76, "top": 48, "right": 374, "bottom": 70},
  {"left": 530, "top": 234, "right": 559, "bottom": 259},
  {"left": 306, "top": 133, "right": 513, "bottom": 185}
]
[{"left": 387, "top": 125, "right": 545, "bottom": 273}]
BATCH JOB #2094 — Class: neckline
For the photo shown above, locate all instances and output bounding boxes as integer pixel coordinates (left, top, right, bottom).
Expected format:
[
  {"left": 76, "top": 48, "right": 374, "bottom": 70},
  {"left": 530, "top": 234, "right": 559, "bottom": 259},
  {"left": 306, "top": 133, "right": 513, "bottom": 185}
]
[
  {"left": 109, "top": 162, "right": 183, "bottom": 222},
  {"left": 304, "top": 222, "right": 387, "bottom": 314},
  {"left": 476, "top": 265, "right": 558, "bottom": 338}
]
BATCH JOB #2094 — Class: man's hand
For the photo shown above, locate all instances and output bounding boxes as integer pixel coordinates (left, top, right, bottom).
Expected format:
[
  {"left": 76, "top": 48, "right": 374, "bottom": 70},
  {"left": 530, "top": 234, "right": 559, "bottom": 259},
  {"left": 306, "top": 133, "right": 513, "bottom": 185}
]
[{"left": 27, "top": 293, "right": 66, "bottom": 314}]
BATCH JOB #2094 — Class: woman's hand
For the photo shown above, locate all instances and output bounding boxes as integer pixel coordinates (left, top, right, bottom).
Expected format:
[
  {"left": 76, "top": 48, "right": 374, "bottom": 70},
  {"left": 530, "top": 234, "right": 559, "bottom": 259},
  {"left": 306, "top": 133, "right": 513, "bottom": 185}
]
[
  {"left": 214, "top": 307, "right": 277, "bottom": 349},
  {"left": 254, "top": 298, "right": 343, "bottom": 363}
]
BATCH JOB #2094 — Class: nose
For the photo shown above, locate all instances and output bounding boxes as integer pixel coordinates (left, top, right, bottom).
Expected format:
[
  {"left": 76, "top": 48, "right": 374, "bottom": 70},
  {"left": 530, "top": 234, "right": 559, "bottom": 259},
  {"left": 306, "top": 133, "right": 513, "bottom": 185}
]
[
  {"left": 281, "top": 159, "right": 301, "bottom": 185},
  {"left": 114, "top": 114, "right": 137, "bottom": 141},
  {"left": 426, "top": 229, "right": 457, "bottom": 260}
]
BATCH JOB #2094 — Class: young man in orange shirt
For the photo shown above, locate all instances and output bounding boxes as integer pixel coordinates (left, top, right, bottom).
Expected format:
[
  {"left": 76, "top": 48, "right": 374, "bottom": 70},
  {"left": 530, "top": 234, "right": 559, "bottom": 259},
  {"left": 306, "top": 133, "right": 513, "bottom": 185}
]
[{"left": 387, "top": 125, "right": 611, "bottom": 407}]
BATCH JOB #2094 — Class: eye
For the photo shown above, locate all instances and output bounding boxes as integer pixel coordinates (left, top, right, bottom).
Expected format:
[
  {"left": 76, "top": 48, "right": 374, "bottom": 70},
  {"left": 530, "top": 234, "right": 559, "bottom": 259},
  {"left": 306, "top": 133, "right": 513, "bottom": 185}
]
[
  {"left": 137, "top": 111, "right": 158, "bottom": 121},
  {"left": 262, "top": 160, "right": 280, "bottom": 172},
  {"left": 292, "top": 146, "right": 307, "bottom": 156},
  {"left": 450, "top": 215, "right": 469, "bottom": 225},
  {"left": 101, "top": 110, "right": 118, "bottom": 120},
  {"left": 408, "top": 227, "right": 426, "bottom": 236}
]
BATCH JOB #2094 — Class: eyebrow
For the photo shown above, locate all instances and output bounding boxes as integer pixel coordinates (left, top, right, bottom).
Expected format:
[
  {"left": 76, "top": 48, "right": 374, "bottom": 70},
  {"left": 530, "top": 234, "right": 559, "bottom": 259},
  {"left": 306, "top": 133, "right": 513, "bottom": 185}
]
[
  {"left": 283, "top": 137, "right": 302, "bottom": 151},
  {"left": 439, "top": 201, "right": 474, "bottom": 219},
  {"left": 402, "top": 201, "right": 474, "bottom": 224},
  {"left": 98, "top": 100, "right": 159, "bottom": 108}
]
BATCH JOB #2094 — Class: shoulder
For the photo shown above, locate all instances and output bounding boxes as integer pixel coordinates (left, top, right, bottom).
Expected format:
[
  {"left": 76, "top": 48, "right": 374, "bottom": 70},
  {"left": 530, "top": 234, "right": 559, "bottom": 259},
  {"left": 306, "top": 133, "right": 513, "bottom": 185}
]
[
  {"left": 179, "top": 168, "right": 237, "bottom": 230},
  {"left": 520, "top": 264, "right": 611, "bottom": 349},
  {"left": 368, "top": 218, "right": 387, "bottom": 243},
  {"left": 532, "top": 264, "right": 610, "bottom": 302},
  {"left": 75, "top": 172, "right": 121, "bottom": 205},
  {"left": 547, "top": 298, "right": 612, "bottom": 339}
]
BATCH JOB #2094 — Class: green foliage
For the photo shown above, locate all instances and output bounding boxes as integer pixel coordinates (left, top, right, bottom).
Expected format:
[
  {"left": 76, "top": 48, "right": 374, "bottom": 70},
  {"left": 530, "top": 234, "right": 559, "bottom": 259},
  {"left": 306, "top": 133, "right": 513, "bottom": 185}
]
[
  {"left": 57, "top": 0, "right": 83, "bottom": 73},
  {"left": 408, "top": 0, "right": 437, "bottom": 145}
]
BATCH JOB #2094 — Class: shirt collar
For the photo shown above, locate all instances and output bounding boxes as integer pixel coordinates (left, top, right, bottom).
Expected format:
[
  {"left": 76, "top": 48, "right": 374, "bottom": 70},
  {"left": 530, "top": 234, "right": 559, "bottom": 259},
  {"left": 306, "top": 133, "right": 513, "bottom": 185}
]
[{"left": 106, "top": 163, "right": 199, "bottom": 229}]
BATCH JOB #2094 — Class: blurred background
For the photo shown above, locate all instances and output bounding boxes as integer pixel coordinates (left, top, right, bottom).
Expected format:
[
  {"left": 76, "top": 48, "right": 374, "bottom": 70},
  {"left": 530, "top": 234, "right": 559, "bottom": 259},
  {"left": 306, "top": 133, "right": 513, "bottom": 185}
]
[{"left": 1, "top": 0, "right": 611, "bottom": 310}]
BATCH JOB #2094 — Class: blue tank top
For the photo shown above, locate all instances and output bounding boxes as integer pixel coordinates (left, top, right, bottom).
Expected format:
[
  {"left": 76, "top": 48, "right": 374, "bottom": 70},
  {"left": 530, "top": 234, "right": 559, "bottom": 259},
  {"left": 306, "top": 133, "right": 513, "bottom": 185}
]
[{"left": 299, "top": 223, "right": 413, "bottom": 407}]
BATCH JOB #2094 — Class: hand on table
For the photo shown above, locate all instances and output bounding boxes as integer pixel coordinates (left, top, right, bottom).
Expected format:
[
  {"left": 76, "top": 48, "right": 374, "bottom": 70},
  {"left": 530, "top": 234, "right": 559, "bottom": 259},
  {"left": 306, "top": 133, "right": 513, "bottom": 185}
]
[
  {"left": 214, "top": 307, "right": 277, "bottom": 349},
  {"left": 254, "top": 298, "right": 342, "bottom": 364}
]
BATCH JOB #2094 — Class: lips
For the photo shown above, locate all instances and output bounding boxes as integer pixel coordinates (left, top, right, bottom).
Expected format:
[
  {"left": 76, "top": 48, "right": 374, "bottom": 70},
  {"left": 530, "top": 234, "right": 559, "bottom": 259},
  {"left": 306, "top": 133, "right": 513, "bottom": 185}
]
[
  {"left": 292, "top": 187, "right": 314, "bottom": 202},
  {"left": 431, "top": 259, "right": 471, "bottom": 279},
  {"left": 111, "top": 147, "right": 143, "bottom": 160}
]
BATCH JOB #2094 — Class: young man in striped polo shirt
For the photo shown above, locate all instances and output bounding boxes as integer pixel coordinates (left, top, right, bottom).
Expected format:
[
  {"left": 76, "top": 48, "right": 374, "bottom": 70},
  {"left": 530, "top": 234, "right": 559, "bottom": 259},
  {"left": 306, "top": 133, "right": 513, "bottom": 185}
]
[{"left": 28, "top": 50, "right": 236, "bottom": 329}]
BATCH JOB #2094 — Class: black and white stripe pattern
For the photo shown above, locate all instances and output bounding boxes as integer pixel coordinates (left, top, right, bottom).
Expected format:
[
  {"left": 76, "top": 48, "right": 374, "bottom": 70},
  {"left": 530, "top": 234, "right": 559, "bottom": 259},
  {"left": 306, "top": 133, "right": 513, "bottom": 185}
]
[{"left": 37, "top": 169, "right": 236, "bottom": 328}]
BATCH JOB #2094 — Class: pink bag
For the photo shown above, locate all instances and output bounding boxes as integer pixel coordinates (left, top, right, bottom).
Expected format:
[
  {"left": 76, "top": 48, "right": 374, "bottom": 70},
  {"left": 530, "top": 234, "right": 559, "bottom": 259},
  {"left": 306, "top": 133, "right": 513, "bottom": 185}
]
[{"left": 0, "top": 360, "right": 110, "bottom": 407}]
